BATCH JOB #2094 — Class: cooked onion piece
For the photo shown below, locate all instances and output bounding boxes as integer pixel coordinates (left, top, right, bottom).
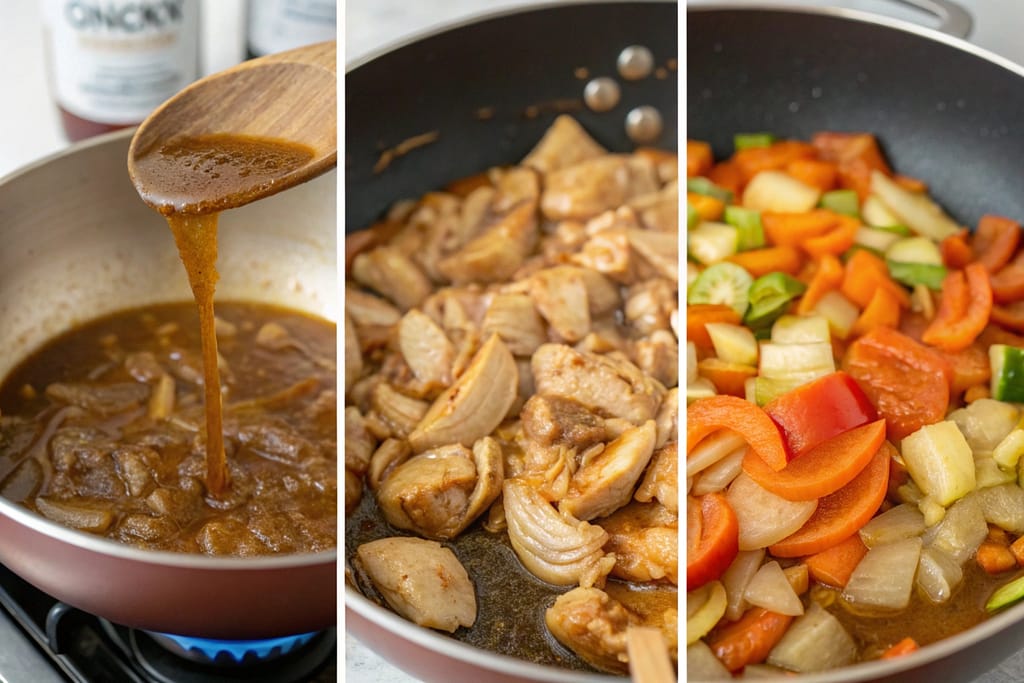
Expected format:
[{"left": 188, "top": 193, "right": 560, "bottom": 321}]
[
  {"left": 407, "top": 335, "right": 517, "bottom": 452},
  {"left": 357, "top": 537, "right": 476, "bottom": 633},
  {"left": 503, "top": 479, "right": 615, "bottom": 587},
  {"left": 398, "top": 309, "right": 454, "bottom": 388}
]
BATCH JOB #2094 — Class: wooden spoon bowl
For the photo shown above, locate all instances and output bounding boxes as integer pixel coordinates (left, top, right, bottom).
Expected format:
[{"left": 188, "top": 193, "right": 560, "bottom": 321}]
[{"left": 128, "top": 41, "right": 336, "bottom": 216}]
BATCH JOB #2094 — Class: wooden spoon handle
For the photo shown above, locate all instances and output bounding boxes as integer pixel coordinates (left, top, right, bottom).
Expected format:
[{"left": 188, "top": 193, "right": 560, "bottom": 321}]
[{"left": 627, "top": 627, "right": 677, "bottom": 683}]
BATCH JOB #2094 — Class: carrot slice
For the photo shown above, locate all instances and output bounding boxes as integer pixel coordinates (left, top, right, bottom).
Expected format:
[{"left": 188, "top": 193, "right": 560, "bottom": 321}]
[
  {"left": 797, "top": 254, "right": 844, "bottom": 314},
  {"left": 742, "top": 419, "right": 886, "bottom": 502},
  {"left": 941, "top": 229, "right": 975, "bottom": 270},
  {"left": 708, "top": 159, "right": 744, "bottom": 197},
  {"left": 843, "top": 326, "right": 952, "bottom": 441},
  {"left": 726, "top": 245, "right": 802, "bottom": 277},
  {"left": 769, "top": 441, "right": 892, "bottom": 557},
  {"left": 734, "top": 140, "right": 817, "bottom": 183},
  {"left": 812, "top": 132, "right": 893, "bottom": 200},
  {"left": 922, "top": 262, "right": 993, "bottom": 351},
  {"left": 708, "top": 608, "right": 793, "bottom": 673},
  {"left": 972, "top": 214, "right": 1021, "bottom": 273},
  {"left": 802, "top": 215, "right": 860, "bottom": 258},
  {"left": 688, "top": 395, "right": 789, "bottom": 472},
  {"left": 687, "top": 139, "right": 713, "bottom": 178},
  {"left": 894, "top": 175, "right": 928, "bottom": 193},
  {"left": 976, "top": 541, "right": 1017, "bottom": 575},
  {"left": 697, "top": 358, "right": 757, "bottom": 398},
  {"left": 841, "top": 248, "right": 910, "bottom": 309},
  {"left": 687, "top": 492, "right": 740, "bottom": 590},
  {"left": 881, "top": 637, "right": 920, "bottom": 659},
  {"left": 785, "top": 158, "right": 838, "bottom": 192},
  {"left": 763, "top": 209, "right": 838, "bottom": 247},
  {"left": 991, "top": 301, "right": 1024, "bottom": 333},
  {"left": 850, "top": 285, "right": 902, "bottom": 338},
  {"left": 688, "top": 192, "right": 725, "bottom": 221},
  {"left": 804, "top": 534, "right": 869, "bottom": 588},
  {"left": 688, "top": 304, "right": 742, "bottom": 351}
]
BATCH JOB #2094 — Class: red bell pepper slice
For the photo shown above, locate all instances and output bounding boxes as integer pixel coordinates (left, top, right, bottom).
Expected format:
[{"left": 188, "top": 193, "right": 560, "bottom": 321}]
[{"left": 763, "top": 371, "right": 877, "bottom": 459}]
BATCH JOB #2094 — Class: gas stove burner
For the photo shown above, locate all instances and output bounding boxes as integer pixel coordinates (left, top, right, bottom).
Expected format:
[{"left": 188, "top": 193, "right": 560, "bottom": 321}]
[{"left": 145, "top": 631, "right": 318, "bottom": 665}]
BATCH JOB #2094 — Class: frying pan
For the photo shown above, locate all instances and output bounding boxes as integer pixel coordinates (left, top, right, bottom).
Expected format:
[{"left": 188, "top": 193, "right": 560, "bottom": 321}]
[
  {"left": 689, "top": 4, "right": 1024, "bottom": 682},
  {"left": 345, "top": 1, "right": 676, "bottom": 681},
  {"left": 0, "top": 129, "right": 337, "bottom": 639}
]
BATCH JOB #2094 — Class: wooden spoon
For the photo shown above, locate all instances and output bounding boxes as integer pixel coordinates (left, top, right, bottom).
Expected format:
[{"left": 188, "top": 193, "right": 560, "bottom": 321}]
[
  {"left": 127, "top": 40, "right": 336, "bottom": 216},
  {"left": 627, "top": 627, "right": 677, "bottom": 683}
]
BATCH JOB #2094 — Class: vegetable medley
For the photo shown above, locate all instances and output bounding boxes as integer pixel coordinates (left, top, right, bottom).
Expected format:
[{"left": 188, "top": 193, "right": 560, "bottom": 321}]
[{"left": 686, "top": 131, "right": 1024, "bottom": 677}]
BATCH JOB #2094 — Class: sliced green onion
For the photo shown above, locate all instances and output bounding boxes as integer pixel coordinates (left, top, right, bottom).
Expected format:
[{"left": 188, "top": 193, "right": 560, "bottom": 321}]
[
  {"left": 687, "top": 176, "right": 734, "bottom": 203},
  {"left": 987, "top": 574, "right": 1024, "bottom": 612},
  {"left": 734, "top": 132, "right": 776, "bottom": 151},
  {"left": 724, "top": 206, "right": 765, "bottom": 251},
  {"left": 745, "top": 272, "right": 807, "bottom": 329},
  {"left": 688, "top": 262, "right": 754, "bottom": 316},
  {"left": 820, "top": 189, "right": 860, "bottom": 217},
  {"left": 887, "top": 261, "right": 947, "bottom": 290},
  {"left": 687, "top": 202, "right": 701, "bottom": 230}
]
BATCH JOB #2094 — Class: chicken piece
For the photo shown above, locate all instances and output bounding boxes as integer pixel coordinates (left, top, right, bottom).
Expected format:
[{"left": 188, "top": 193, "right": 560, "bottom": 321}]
[
  {"left": 366, "top": 438, "right": 411, "bottom": 491},
  {"left": 502, "top": 479, "right": 615, "bottom": 587},
  {"left": 376, "top": 437, "right": 503, "bottom": 540},
  {"left": 520, "top": 394, "right": 606, "bottom": 450},
  {"left": 45, "top": 382, "right": 149, "bottom": 416},
  {"left": 529, "top": 266, "right": 591, "bottom": 343},
  {"left": 482, "top": 294, "right": 547, "bottom": 357},
  {"left": 491, "top": 166, "right": 541, "bottom": 212},
  {"left": 438, "top": 201, "right": 537, "bottom": 285},
  {"left": 635, "top": 441, "right": 678, "bottom": 514},
  {"left": 532, "top": 344, "right": 665, "bottom": 424},
  {"left": 545, "top": 586, "right": 638, "bottom": 674},
  {"left": 627, "top": 229, "right": 678, "bottom": 282},
  {"left": 352, "top": 246, "right": 433, "bottom": 311},
  {"left": 408, "top": 335, "right": 517, "bottom": 452},
  {"left": 634, "top": 329, "right": 678, "bottom": 389},
  {"left": 625, "top": 278, "right": 677, "bottom": 337},
  {"left": 345, "top": 467, "right": 363, "bottom": 516},
  {"left": 541, "top": 155, "right": 659, "bottom": 221},
  {"left": 599, "top": 501, "right": 677, "bottom": 584},
  {"left": 522, "top": 114, "right": 606, "bottom": 175},
  {"left": 357, "top": 536, "right": 476, "bottom": 633},
  {"left": 124, "top": 351, "right": 165, "bottom": 383},
  {"left": 654, "top": 388, "right": 678, "bottom": 449},
  {"left": 344, "top": 406, "right": 376, "bottom": 475},
  {"left": 344, "top": 314, "right": 362, "bottom": 394},
  {"left": 560, "top": 420, "right": 657, "bottom": 521},
  {"left": 571, "top": 227, "right": 634, "bottom": 285}
]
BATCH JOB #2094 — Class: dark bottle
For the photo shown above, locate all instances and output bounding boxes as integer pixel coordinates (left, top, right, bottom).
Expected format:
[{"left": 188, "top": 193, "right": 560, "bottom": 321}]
[{"left": 43, "top": 0, "right": 200, "bottom": 142}]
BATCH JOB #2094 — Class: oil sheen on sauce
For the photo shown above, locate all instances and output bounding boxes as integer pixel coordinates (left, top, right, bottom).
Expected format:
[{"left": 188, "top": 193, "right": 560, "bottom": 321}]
[{"left": 132, "top": 133, "right": 315, "bottom": 496}]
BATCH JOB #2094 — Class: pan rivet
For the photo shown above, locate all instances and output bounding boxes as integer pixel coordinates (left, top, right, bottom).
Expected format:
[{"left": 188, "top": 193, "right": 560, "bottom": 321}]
[
  {"left": 617, "top": 45, "right": 654, "bottom": 80},
  {"left": 625, "top": 106, "right": 662, "bottom": 143},
  {"left": 584, "top": 77, "right": 621, "bottom": 112}
]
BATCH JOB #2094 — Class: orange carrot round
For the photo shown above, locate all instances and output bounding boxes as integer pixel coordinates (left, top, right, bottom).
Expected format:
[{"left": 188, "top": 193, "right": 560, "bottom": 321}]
[
  {"left": 687, "top": 492, "right": 740, "bottom": 590},
  {"left": 708, "top": 607, "right": 793, "bottom": 672}
]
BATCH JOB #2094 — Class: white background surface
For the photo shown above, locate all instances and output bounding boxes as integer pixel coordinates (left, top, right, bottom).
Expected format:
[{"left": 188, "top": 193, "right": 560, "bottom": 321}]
[{"left": 4, "top": 1, "right": 1024, "bottom": 682}]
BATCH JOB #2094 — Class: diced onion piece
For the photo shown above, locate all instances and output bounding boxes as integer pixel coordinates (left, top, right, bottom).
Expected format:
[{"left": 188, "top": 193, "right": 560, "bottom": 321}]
[
  {"left": 976, "top": 457, "right": 1017, "bottom": 489},
  {"left": 901, "top": 421, "right": 976, "bottom": 507},
  {"left": 759, "top": 341, "right": 835, "bottom": 378},
  {"left": 916, "top": 544, "right": 963, "bottom": 604},
  {"left": 691, "top": 445, "right": 746, "bottom": 496},
  {"left": 743, "top": 561, "right": 804, "bottom": 616},
  {"left": 687, "top": 430, "right": 747, "bottom": 479},
  {"left": 858, "top": 504, "right": 926, "bottom": 548},
  {"left": 742, "top": 170, "right": 822, "bottom": 213},
  {"left": 948, "top": 399, "right": 1020, "bottom": 455},
  {"left": 994, "top": 429, "right": 1024, "bottom": 470},
  {"left": 687, "top": 641, "right": 733, "bottom": 680},
  {"left": 767, "top": 602, "right": 857, "bottom": 673},
  {"left": 843, "top": 537, "right": 923, "bottom": 609},
  {"left": 721, "top": 548, "right": 765, "bottom": 622},
  {"left": 861, "top": 194, "right": 902, "bottom": 228},
  {"left": 687, "top": 341, "right": 699, "bottom": 385},
  {"left": 687, "top": 377, "right": 718, "bottom": 404},
  {"left": 726, "top": 473, "right": 817, "bottom": 551},
  {"left": 688, "top": 222, "right": 739, "bottom": 265},
  {"left": 855, "top": 226, "right": 901, "bottom": 253},
  {"left": 976, "top": 484, "right": 1024, "bottom": 535},
  {"left": 925, "top": 493, "right": 988, "bottom": 565},
  {"left": 885, "top": 236, "right": 943, "bottom": 266},
  {"left": 869, "top": 170, "right": 960, "bottom": 241},
  {"left": 687, "top": 580, "right": 727, "bottom": 644},
  {"left": 770, "top": 315, "right": 831, "bottom": 344},
  {"left": 706, "top": 322, "right": 759, "bottom": 366},
  {"left": 812, "top": 290, "right": 859, "bottom": 340}
]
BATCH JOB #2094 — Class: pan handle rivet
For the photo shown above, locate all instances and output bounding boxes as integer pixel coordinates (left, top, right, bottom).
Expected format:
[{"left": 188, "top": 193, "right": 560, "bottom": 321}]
[
  {"left": 617, "top": 45, "right": 654, "bottom": 80},
  {"left": 584, "top": 77, "right": 621, "bottom": 112},
  {"left": 625, "top": 106, "right": 662, "bottom": 144}
]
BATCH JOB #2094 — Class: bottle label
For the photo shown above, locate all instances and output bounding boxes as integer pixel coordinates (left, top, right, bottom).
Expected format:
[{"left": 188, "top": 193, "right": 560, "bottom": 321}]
[
  {"left": 248, "top": 0, "right": 336, "bottom": 57},
  {"left": 44, "top": 0, "right": 199, "bottom": 124}
]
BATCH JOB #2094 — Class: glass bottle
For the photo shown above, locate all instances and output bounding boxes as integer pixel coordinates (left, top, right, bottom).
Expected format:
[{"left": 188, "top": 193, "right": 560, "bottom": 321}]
[{"left": 246, "top": 0, "right": 336, "bottom": 58}]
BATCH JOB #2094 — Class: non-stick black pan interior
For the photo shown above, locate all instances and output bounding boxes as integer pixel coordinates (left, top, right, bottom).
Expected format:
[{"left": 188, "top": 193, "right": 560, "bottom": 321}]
[
  {"left": 688, "top": 8, "right": 1024, "bottom": 228},
  {"left": 346, "top": 1, "right": 678, "bottom": 232}
]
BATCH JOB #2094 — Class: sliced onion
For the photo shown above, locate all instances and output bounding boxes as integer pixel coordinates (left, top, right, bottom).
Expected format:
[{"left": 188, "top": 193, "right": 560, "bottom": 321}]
[
  {"left": 916, "top": 544, "right": 963, "bottom": 604},
  {"left": 726, "top": 472, "right": 817, "bottom": 551},
  {"left": 687, "top": 580, "right": 727, "bottom": 644},
  {"left": 721, "top": 548, "right": 764, "bottom": 622},
  {"left": 691, "top": 445, "right": 745, "bottom": 495},
  {"left": 743, "top": 561, "right": 804, "bottom": 616},
  {"left": 858, "top": 504, "right": 925, "bottom": 548},
  {"left": 767, "top": 602, "right": 857, "bottom": 673},
  {"left": 687, "top": 429, "right": 746, "bottom": 479},
  {"left": 976, "top": 483, "right": 1024, "bottom": 535},
  {"left": 925, "top": 493, "right": 988, "bottom": 565},
  {"left": 842, "top": 537, "right": 922, "bottom": 609},
  {"left": 687, "top": 641, "right": 732, "bottom": 680}
]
